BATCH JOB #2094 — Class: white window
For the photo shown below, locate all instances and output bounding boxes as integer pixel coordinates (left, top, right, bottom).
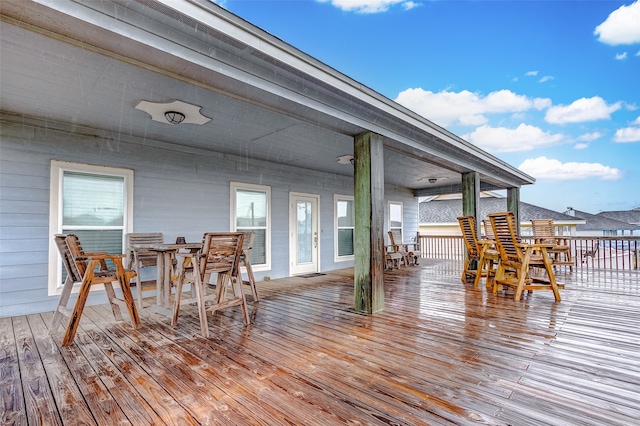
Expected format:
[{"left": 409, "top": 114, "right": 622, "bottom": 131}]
[
  {"left": 231, "top": 182, "right": 271, "bottom": 271},
  {"left": 334, "top": 195, "right": 354, "bottom": 261},
  {"left": 389, "top": 201, "right": 403, "bottom": 239},
  {"left": 48, "top": 161, "right": 133, "bottom": 295}
]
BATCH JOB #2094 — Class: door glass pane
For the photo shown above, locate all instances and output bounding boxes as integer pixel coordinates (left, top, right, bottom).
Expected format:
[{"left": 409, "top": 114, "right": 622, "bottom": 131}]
[
  {"left": 297, "top": 201, "right": 312, "bottom": 263},
  {"left": 63, "top": 172, "right": 124, "bottom": 226}
]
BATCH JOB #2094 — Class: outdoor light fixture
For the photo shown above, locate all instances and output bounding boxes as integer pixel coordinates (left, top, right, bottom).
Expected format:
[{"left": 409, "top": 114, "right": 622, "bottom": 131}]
[
  {"left": 336, "top": 154, "right": 355, "bottom": 165},
  {"left": 134, "top": 100, "right": 211, "bottom": 125},
  {"left": 164, "top": 111, "right": 186, "bottom": 125}
]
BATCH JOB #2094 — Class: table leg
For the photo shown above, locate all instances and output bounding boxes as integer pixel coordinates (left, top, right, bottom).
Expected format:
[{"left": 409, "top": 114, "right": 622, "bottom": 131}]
[
  {"left": 541, "top": 248, "right": 562, "bottom": 301},
  {"left": 156, "top": 251, "right": 165, "bottom": 307},
  {"left": 163, "top": 252, "right": 172, "bottom": 309}
]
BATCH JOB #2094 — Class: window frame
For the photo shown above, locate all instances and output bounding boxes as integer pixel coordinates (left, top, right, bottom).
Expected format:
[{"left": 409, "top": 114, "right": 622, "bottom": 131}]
[
  {"left": 230, "top": 181, "right": 271, "bottom": 271},
  {"left": 48, "top": 160, "right": 133, "bottom": 295},
  {"left": 334, "top": 194, "right": 355, "bottom": 262}
]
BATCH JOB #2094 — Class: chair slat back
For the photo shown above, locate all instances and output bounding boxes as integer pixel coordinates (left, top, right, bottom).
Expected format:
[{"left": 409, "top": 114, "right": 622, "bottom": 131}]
[
  {"left": 126, "top": 232, "right": 163, "bottom": 267},
  {"left": 482, "top": 220, "right": 496, "bottom": 241},
  {"left": 489, "top": 212, "right": 524, "bottom": 262},
  {"left": 242, "top": 231, "right": 255, "bottom": 252},
  {"left": 457, "top": 216, "right": 480, "bottom": 257},
  {"left": 531, "top": 219, "right": 556, "bottom": 243},
  {"left": 388, "top": 230, "right": 403, "bottom": 246},
  {"left": 200, "top": 232, "right": 245, "bottom": 278},
  {"left": 54, "top": 233, "right": 86, "bottom": 282}
]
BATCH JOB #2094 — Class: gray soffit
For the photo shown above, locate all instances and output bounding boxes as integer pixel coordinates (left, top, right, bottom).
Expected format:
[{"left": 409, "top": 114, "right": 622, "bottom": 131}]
[{"left": 0, "top": 0, "right": 534, "bottom": 191}]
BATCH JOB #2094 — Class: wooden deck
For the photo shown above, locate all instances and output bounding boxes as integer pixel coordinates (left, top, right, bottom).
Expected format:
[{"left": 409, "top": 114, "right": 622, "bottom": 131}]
[{"left": 2, "top": 260, "right": 640, "bottom": 425}]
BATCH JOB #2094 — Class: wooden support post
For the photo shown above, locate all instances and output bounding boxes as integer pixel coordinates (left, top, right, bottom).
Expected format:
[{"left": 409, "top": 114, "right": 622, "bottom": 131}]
[
  {"left": 462, "top": 171, "right": 480, "bottom": 237},
  {"left": 507, "top": 187, "right": 521, "bottom": 236},
  {"left": 354, "top": 132, "right": 385, "bottom": 314}
]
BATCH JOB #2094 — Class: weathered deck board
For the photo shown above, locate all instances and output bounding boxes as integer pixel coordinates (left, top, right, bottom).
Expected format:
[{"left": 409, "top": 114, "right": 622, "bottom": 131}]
[
  {"left": 0, "top": 317, "right": 26, "bottom": 426},
  {"left": 12, "top": 315, "right": 62, "bottom": 425},
  {"left": 2, "top": 260, "right": 640, "bottom": 425},
  {"left": 26, "top": 314, "right": 96, "bottom": 426}
]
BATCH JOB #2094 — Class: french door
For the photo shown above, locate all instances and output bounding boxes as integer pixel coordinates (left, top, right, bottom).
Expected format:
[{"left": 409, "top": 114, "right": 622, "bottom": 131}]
[{"left": 289, "top": 192, "right": 320, "bottom": 275}]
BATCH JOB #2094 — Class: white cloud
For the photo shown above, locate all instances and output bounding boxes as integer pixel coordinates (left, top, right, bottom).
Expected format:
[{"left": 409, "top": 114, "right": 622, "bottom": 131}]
[
  {"left": 395, "top": 88, "right": 551, "bottom": 127},
  {"left": 594, "top": 0, "right": 640, "bottom": 45},
  {"left": 525, "top": 71, "right": 539, "bottom": 76},
  {"left": 519, "top": 157, "right": 622, "bottom": 181},
  {"left": 545, "top": 96, "right": 621, "bottom": 124},
  {"left": 632, "top": 116, "right": 640, "bottom": 125},
  {"left": 317, "top": 0, "right": 413, "bottom": 13},
  {"left": 577, "top": 131, "right": 603, "bottom": 142},
  {"left": 402, "top": 1, "right": 419, "bottom": 10},
  {"left": 614, "top": 127, "right": 640, "bottom": 142},
  {"left": 464, "top": 124, "right": 565, "bottom": 153},
  {"left": 616, "top": 52, "right": 628, "bottom": 60},
  {"left": 637, "top": 50, "right": 640, "bottom": 56},
  {"left": 574, "top": 143, "right": 589, "bottom": 150},
  {"left": 539, "top": 75, "right": 554, "bottom": 83}
]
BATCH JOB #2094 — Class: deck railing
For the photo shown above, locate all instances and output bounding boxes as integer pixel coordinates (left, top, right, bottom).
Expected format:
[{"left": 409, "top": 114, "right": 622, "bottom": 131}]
[{"left": 418, "top": 235, "right": 640, "bottom": 272}]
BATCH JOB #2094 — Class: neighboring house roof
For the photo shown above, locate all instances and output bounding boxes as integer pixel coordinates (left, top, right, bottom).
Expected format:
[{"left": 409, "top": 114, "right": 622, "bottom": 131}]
[
  {"left": 420, "top": 197, "right": 583, "bottom": 224},
  {"left": 567, "top": 209, "right": 640, "bottom": 232},
  {"left": 419, "top": 198, "right": 582, "bottom": 224},
  {"left": 596, "top": 208, "right": 640, "bottom": 226}
]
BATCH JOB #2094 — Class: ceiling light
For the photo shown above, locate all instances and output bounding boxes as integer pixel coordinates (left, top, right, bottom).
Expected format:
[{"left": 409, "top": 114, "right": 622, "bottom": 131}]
[
  {"left": 336, "top": 154, "right": 355, "bottom": 165},
  {"left": 164, "top": 111, "right": 185, "bottom": 125},
  {"left": 134, "top": 100, "right": 211, "bottom": 125}
]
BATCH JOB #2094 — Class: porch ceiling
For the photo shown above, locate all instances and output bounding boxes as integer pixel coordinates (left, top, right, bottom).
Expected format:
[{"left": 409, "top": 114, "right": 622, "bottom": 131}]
[{"left": 0, "top": 0, "right": 534, "bottom": 192}]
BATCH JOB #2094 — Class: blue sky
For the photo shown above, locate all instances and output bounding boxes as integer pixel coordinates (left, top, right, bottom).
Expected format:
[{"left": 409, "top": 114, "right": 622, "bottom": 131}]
[{"left": 216, "top": 0, "right": 640, "bottom": 214}]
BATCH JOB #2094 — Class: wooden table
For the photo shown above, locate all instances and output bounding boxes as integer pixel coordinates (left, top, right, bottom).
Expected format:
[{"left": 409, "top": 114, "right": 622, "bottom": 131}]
[{"left": 149, "top": 243, "right": 202, "bottom": 317}]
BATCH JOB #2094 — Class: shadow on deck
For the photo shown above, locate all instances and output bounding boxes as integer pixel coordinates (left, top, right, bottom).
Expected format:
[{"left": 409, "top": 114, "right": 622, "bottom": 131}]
[{"left": 3, "top": 260, "right": 639, "bottom": 425}]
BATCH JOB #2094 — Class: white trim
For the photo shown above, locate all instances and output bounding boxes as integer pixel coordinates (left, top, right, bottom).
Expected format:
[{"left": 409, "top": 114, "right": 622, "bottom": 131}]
[
  {"left": 334, "top": 194, "right": 355, "bottom": 262},
  {"left": 230, "top": 181, "right": 271, "bottom": 271},
  {"left": 48, "top": 160, "right": 133, "bottom": 296}
]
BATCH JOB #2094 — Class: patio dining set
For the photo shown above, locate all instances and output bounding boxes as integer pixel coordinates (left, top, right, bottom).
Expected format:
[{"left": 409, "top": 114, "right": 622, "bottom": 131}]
[
  {"left": 49, "top": 231, "right": 259, "bottom": 346},
  {"left": 457, "top": 211, "right": 572, "bottom": 302}
]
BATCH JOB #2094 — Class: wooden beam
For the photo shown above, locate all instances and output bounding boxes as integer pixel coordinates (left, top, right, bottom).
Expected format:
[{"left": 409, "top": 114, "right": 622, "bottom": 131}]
[
  {"left": 413, "top": 181, "right": 502, "bottom": 198},
  {"left": 461, "top": 172, "right": 480, "bottom": 236},
  {"left": 353, "top": 132, "right": 385, "bottom": 314},
  {"left": 507, "top": 187, "right": 521, "bottom": 235}
]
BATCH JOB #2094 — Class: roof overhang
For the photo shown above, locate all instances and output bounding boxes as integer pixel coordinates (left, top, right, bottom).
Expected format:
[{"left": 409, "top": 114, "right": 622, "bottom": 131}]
[{"left": 0, "top": 0, "right": 535, "bottom": 191}]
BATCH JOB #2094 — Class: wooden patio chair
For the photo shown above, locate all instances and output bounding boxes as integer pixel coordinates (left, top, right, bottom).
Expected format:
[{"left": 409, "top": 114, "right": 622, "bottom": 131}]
[
  {"left": 126, "top": 232, "right": 164, "bottom": 309},
  {"left": 385, "top": 243, "right": 404, "bottom": 270},
  {"left": 579, "top": 242, "right": 600, "bottom": 264},
  {"left": 457, "top": 216, "right": 499, "bottom": 288},
  {"left": 232, "top": 231, "right": 259, "bottom": 302},
  {"left": 531, "top": 219, "right": 573, "bottom": 271},
  {"left": 482, "top": 220, "right": 496, "bottom": 241},
  {"left": 388, "top": 230, "right": 421, "bottom": 266},
  {"left": 489, "top": 212, "right": 563, "bottom": 301},
  {"left": 172, "top": 232, "right": 249, "bottom": 338},
  {"left": 50, "top": 234, "right": 141, "bottom": 346}
]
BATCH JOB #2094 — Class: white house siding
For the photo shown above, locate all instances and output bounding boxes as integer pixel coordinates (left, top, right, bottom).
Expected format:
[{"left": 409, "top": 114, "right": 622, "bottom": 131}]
[{"left": 0, "top": 119, "right": 417, "bottom": 317}]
